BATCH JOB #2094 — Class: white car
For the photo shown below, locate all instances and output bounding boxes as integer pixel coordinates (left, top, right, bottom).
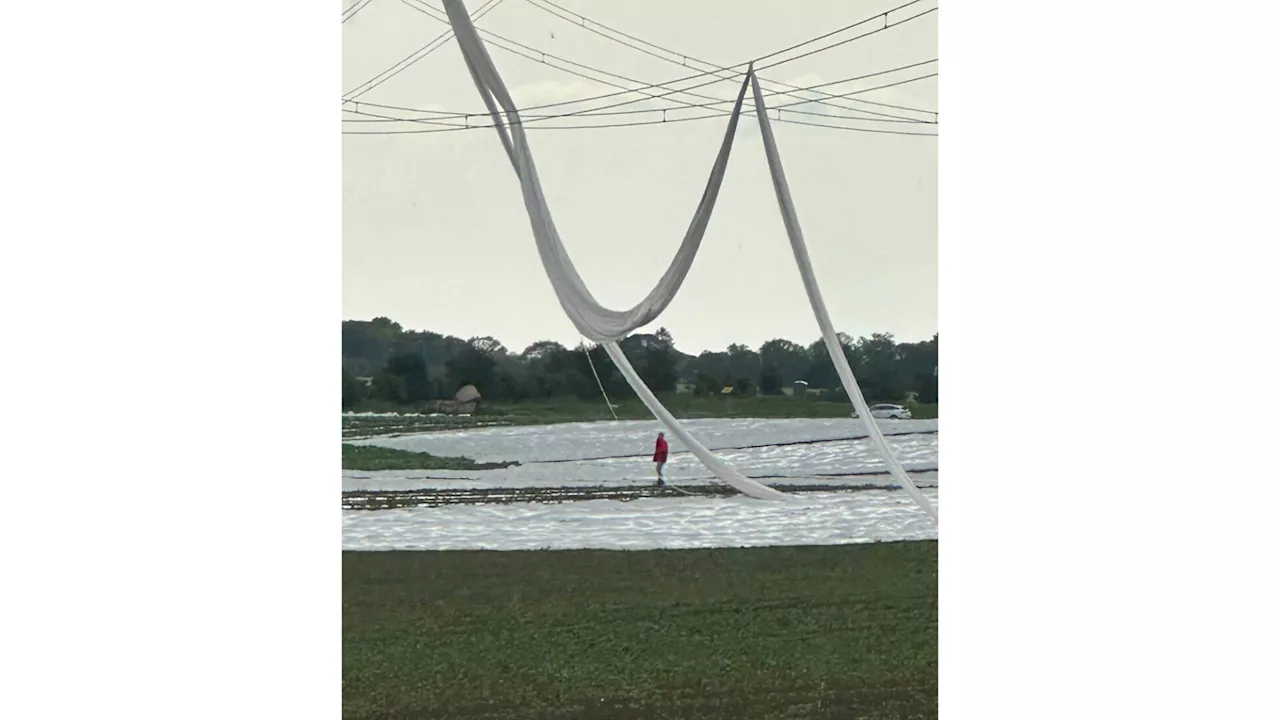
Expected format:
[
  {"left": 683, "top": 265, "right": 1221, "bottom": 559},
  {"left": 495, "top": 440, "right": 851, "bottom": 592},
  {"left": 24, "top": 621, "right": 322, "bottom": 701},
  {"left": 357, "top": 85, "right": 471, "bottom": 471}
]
[{"left": 870, "top": 403, "right": 912, "bottom": 420}]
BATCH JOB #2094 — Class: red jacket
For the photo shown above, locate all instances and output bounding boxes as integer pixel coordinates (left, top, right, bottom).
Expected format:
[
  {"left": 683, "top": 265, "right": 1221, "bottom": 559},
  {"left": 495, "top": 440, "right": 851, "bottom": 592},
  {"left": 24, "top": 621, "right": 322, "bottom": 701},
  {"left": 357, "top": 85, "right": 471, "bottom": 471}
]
[{"left": 653, "top": 436, "right": 669, "bottom": 463}]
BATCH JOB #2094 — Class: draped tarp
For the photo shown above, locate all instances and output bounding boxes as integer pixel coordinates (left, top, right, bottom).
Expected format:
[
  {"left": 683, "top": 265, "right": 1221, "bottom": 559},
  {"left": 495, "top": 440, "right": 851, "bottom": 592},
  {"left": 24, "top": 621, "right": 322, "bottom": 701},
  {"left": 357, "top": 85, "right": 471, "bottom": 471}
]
[
  {"left": 441, "top": 0, "right": 937, "bottom": 518},
  {"left": 603, "top": 343, "right": 789, "bottom": 500},
  {"left": 443, "top": 0, "right": 749, "bottom": 342},
  {"left": 441, "top": 0, "right": 787, "bottom": 502},
  {"left": 747, "top": 73, "right": 938, "bottom": 521}
]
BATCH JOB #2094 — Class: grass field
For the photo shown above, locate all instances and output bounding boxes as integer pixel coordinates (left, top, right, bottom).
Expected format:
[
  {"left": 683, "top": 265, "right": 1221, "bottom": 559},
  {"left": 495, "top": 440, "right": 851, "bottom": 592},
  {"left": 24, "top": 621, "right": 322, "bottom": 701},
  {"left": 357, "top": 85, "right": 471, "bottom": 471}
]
[
  {"left": 343, "top": 414, "right": 509, "bottom": 439},
  {"left": 490, "top": 396, "right": 937, "bottom": 424},
  {"left": 342, "top": 444, "right": 519, "bottom": 471},
  {"left": 344, "top": 396, "right": 938, "bottom": 437},
  {"left": 343, "top": 542, "right": 937, "bottom": 719}
]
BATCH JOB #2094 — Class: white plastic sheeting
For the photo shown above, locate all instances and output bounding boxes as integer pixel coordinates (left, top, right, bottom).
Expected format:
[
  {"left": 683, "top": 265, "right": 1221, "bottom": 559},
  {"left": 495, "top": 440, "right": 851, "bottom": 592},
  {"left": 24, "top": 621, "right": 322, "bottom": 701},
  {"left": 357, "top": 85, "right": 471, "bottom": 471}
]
[
  {"left": 748, "top": 74, "right": 938, "bottom": 521},
  {"left": 343, "top": 490, "right": 940, "bottom": 551},
  {"left": 342, "top": 418, "right": 940, "bottom": 492},
  {"left": 441, "top": 0, "right": 935, "bottom": 518},
  {"left": 604, "top": 342, "right": 790, "bottom": 500},
  {"left": 443, "top": 0, "right": 749, "bottom": 342},
  {"left": 444, "top": 0, "right": 783, "bottom": 501}
]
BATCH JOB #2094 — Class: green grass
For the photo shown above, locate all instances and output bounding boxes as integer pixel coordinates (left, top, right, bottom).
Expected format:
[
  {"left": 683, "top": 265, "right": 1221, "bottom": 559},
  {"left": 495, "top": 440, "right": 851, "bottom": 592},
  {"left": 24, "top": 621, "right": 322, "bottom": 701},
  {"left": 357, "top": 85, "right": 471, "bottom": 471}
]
[
  {"left": 483, "top": 395, "right": 938, "bottom": 424},
  {"left": 342, "top": 444, "right": 519, "bottom": 471},
  {"left": 903, "top": 401, "right": 939, "bottom": 420},
  {"left": 343, "top": 542, "right": 938, "bottom": 719},
  {"left": 345, "top": 396, "right": 937, "bottom": 430},
  {"left": 343, "top": 415, "right": 507, "bottom": 439}
]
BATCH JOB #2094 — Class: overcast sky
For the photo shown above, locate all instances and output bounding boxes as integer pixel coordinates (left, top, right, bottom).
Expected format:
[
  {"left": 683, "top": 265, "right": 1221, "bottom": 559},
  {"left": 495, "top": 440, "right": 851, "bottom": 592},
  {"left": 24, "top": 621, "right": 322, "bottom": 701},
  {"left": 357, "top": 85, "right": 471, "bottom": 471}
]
[{"left": 342, "top": 0, "right": 937, "bottom": 354}]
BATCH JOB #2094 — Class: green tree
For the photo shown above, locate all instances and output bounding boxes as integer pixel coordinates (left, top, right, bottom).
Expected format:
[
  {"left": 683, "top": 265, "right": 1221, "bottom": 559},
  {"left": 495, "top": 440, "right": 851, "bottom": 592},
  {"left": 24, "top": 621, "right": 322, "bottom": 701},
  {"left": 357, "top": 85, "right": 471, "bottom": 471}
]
[
  {"left": 341, "top": 317, "right": 405, "bottom": 377},
  {"left": 384, "top": 351, "right": 433, "bottom": 403},
  {"left": 548, "top": 344, "right": 593, "bottom": 398},
  {"left": 693, "top": 371, "right": 720, "bottom": 397},
  {"left": 759, "top": 364, "right": 784, "bottom": 395},
  {"left": 805, "top": 336, "right": 855, "bottom": 390},
  {"left": 520, "top": 340, "right": 571, "bottom": 398},
  {"left": 445, "top": 340, "right": 499, "bottom": 398},
  {"left": 342, "top": 368, "right": 368, "bottom": 409},
  {"left": 726, "top": 344, "right": 760, "bottom": 386},
  {"left": 574, "top": 343, "right": 631, "bottom": 401},
  {"left": 853, "top": 333, "right": 907, "bottom": 402},
  {"left": 637, "top": 328, "right": 679, "bottom": 393},
  {"left": 520, "top": 340, "right": 567, "bottom": 361},
  {"left": 495, "top": 352, "right": 533, "bottom": 401},
  {"left": 470, "top": 336, "right": 507, "bottom": 356},
  {"left": 692, "top": 350, "right": 729, "bottom": 387},
  {"left": 899, "top": 334, "right": 938, "bottom": 403},
  {"left": 373, "top": 373, "right": 407, "bottom": 403},
  {"left": 392, "top": 330, "right": 447, "bottom": 376},
  {"left": 759, "top": 339, "right": 808, "bottom": 385},
  {"left": 638, "top": 346, "right": 678, "bottom": 393},
  {"left": 339, "top": 317, "right": 938, "bottom": 409}
]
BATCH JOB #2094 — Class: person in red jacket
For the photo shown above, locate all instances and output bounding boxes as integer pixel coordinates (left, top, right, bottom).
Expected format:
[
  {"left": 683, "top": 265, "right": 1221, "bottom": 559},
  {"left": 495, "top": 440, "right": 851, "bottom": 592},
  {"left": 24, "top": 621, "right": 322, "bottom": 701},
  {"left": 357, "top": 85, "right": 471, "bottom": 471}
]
[{"left": 653, "top": 431, "right": 669, "bottom": 487}]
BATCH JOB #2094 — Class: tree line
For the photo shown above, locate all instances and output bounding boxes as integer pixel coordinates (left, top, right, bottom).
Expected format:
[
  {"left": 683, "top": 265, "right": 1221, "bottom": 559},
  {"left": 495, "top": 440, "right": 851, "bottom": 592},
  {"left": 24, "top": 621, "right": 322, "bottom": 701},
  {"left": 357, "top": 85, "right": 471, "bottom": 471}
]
[{"left": 342, "top": 317, "right": 938, "bottom": 409}]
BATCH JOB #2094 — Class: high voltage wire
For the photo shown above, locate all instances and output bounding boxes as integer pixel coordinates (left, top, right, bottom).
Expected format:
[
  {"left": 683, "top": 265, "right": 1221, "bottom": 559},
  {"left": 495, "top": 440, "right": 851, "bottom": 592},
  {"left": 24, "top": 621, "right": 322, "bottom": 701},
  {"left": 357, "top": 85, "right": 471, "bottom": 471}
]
[
  {"left": 343, "top": 0, "right": 506, "bottom": 98},
  {"left": 523, "top": 7, "right": 939, "bottom": 121},
  {"left": 343, "top": 64, "right": 942, "bottom": 124},
  {"left": 344, "top": 107, "right": 938, "bottom": 136},
  {"left": 749, "top": 0, "right": 931, "bottom": 66},
  {"left": 521, "top": 0, "right": 937, "bottom": 119},
  {"left": 344, "top": 58, "right": 936, "bottom": 122},
  {"left": 343, "top": 0, "right": 933, "bottom": 109},
  {"left": 343, "top": 5, "right": 930, "bottom": 117},
  {"left": 342, "top": 0, "right": 375, "bottom": 24},
  {"left": 768, "top": 71, "right": 937, "bottom": 113},
  {"left": 395, "top": 0, "right": 934, "bottom": 124},
  {"left": 342, "top": 61, "right": 936, "bottom": 125},
  {"left": 342, "top": 72, "right": 938, "bottom": 135},
  {"left": 445, "top": 0, "right": 935, "bottom": 120},
  {"left": 758, "top": 7, "right": 936, "bottom": 71},
  {"left": 341, "top": 3, "right": 936, "bottom": 124},
  {"left": 342, "top": 102, "right": 928, "bottom": 123},
  {"left": 399, "top": 0, "right": 740, "bottom": 115},
  {"left": 343, "top": 0, "right": 508, "bottom": 100}
]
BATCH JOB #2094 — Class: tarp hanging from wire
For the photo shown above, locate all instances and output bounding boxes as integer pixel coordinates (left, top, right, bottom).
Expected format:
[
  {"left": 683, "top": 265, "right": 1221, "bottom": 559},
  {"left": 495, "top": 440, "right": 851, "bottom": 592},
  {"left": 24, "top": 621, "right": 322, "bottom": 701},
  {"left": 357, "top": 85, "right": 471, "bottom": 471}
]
[{"left": 441, "top": 0, "right": 936, "bottom": 519}]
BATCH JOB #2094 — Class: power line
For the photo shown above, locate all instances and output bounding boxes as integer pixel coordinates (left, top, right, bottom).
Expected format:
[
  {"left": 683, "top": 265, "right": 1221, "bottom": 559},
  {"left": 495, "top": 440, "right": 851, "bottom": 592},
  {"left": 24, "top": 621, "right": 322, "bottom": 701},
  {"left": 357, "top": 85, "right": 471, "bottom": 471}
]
[
  {"left": 342, "top": 0, "right": 375, "bottom": 23},
  {"left": 345, "top": 64, "right": 936, "bottom": 124},
  {"left": 342, "top": 0, "right": 933, "bottom": 115},
  {"left": 342, "top": 72, "right": 938, "bottom": 135},
  {"left": 757, "top": 6, "right": 937, "bottom": 72},
  {"left": 498, "top": 7, "right": 937, "bottom": 125},
  {"left": 345, "top": 110, "right": 938, "bottom": 135},
  {"left": 772, "top": 71, "right": 938, "bottom": 112},
  {"left": 523, "top": 0, "right": 937, "bottom": 120},
  {"left": 754, "top": 0, "right": 928, "bottom": 64},
  {"left": 397, "top": 0, "right": 934, "bottom": 125},
  {"left": 399, "top": 0, "right": 731, "bottom": 115},
  {"left": 343, "top": 0, "right": 508, "bottom": 100},
  {"left": 343, "top": 102, "right": 928, "bottom": 124},
  {"left": 344, "top": 56, "right": 935, "bottom": 120},
  {"left": 344, "top": 0, "right": 505, "bottom": 98},
  {"left": 502, "top": 6, "right": 938, "bottom": 124},
  {"left": 342, "top": 61, "right": 936, "bottom": 125},
  {"left": 342, "top": 6, "right": 936, "bottom": 124}
]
